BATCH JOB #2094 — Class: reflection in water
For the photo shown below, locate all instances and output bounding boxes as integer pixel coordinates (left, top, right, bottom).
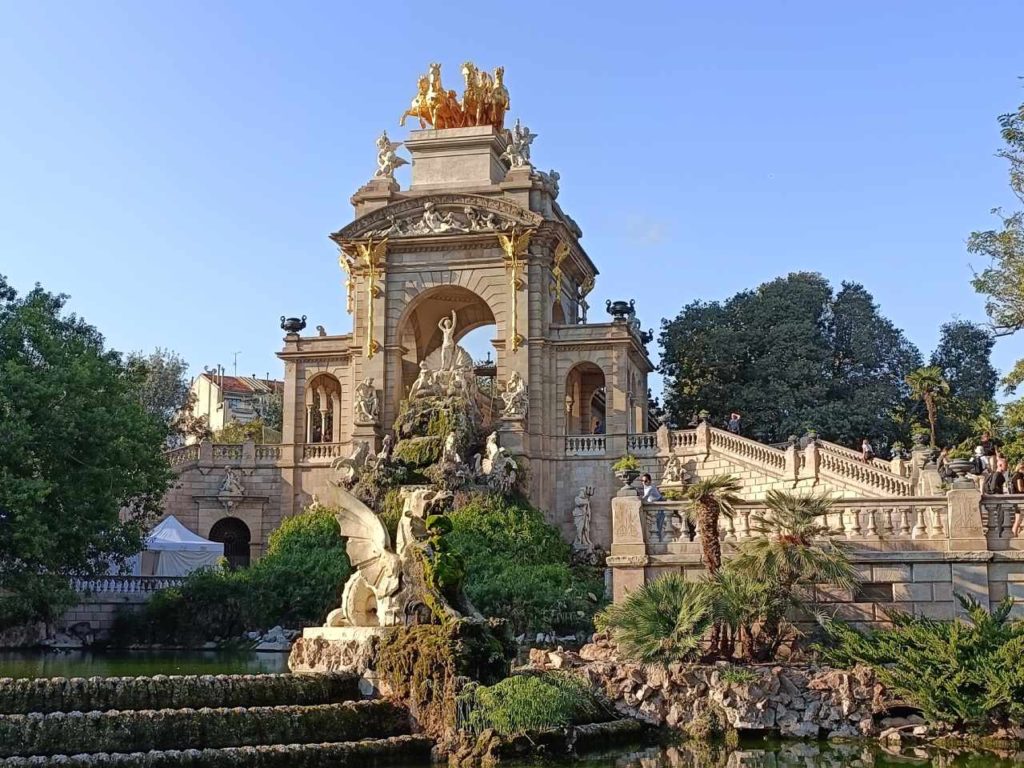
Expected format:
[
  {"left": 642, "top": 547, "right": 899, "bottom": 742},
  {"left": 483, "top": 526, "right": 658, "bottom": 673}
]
[
  {"left": 575, "top": 741, "right": 1024, "bottom": 767},
  {"left": 0, "top": 649, "right": 289, "bottom": 679}
]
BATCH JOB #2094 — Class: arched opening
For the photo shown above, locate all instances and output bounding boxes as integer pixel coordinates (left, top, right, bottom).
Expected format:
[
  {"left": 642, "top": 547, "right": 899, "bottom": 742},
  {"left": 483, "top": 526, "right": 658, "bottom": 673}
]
[
  {"left": 397, "top": 285, "right": 497, "bottom": 400},
  {"left": 209, "top": 517, "right": 251, "bottom": 570},
  {"left": 565, "top": 362, "right": 606, "bottom": 435},
  {"left": 305, "top": 374, "right": 341, "bottom": 443}
]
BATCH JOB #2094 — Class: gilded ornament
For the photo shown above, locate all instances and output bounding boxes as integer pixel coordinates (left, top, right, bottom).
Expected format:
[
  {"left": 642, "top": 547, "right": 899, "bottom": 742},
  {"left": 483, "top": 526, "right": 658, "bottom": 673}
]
[
  {"left": 341, "top": 237, "right": 388, "bottom": 358},
  {"left": 400, "top": 62, "right": 510, "bottom": 130},
  {"left": 498, "top": 227, "right": 533, "bottom": 351},
  {"left": 550, "top": 241, "right": 569, "bottom": 297}
]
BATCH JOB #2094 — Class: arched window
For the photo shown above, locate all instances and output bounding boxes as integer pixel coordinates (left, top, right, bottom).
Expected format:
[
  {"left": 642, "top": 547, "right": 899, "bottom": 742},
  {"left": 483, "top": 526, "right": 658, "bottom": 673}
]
[
  {"left": 565, "top": 362, "right": 606, "bottom": 434},
  {"left": 305, "top": 374, "right": 341, "bottom": 443},
  {"left": 209, "top": 517, "right": 251, "bottom": 569}
]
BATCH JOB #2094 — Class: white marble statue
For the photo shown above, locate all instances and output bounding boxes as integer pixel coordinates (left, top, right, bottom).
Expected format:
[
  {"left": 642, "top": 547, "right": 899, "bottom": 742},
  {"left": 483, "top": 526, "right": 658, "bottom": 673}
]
[
  {"left": 374, "top": 131, "right": 408, "bottom": 179},
  {"left": 535, "top": 168, "right": 560, "bottom": 198},
  {"left": 501, "top": 371, "right": 528, "bottom": 419},
  {"left": 442, "top": 431, "right": 461, "bottom": 465},
  {"left": 501, "top": 118, "right": 537, "bottom": 168},
  {"left": 354, "top": 377, "right": 379, "bottom": 423},
  {"left": 219, "top": 466, "right": 245, "bottom": 496},
  {"left": 572, "top": 486, "right": 594, "bottom": 551},
  {"left": 438, "top": 310, "right": 458, "bottom": 371},
  {"left": 409, "top": 361, "right": 435, "bottom": 400},
  {"left": 663, "top": 453, "right": 685, "bottom": 484},
  {"left": 377, "top": 433, "right": 394, "bottom": 462}
]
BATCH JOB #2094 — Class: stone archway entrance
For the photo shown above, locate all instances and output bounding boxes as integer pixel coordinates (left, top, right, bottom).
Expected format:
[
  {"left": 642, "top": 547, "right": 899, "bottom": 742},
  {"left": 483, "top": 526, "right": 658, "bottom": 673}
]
[
  {"left": 566, "top": 362, "right": 607, "bottom": 435},
  {"left": 209, "top": 517, "right": 251, "bottom": 570}
]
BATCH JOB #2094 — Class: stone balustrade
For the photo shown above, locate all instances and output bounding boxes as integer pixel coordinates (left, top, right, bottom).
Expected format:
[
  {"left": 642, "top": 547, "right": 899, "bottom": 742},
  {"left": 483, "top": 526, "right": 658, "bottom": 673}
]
[
  {"left": 816, "top": 438, "right": 902, "bottom": 474},
  {"left": 70, "top": 576, "right": 187, "bottom": 595},
  {"left": 565, "top": 434, "right": 607, "bottom": 456},
  {"left": 302, "top": 442, "right": 347, "bottom": 462},
  {"left": 626, "top": 432, "right": 658, "bottom": 455},
  {"left": 642, "top": 496, "right": 953, "bottom": 548},
  {"left": 164, "top": 440, "right": 282, "bottom": 472}
]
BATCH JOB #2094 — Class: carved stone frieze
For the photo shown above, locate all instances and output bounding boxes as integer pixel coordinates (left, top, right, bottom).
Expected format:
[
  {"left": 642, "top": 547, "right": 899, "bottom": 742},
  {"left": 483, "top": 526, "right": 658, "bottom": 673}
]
[{"left": 331, "top": 194, "right": 542, "bottom": 242}]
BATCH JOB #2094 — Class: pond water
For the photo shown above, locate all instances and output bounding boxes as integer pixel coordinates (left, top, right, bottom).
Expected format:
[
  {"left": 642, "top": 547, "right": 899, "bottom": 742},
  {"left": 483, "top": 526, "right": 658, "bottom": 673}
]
[
  {"left": 0, "top": 649, "right": 289, "bottom": 678},
  {"left": 568, "top": 740, "right": 1024, "bottom": 767}
]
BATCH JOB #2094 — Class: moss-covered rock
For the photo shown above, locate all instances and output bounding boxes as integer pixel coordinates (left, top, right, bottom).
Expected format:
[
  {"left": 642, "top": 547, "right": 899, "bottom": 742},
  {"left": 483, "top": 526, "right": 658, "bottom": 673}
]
[{"left": 393, "top": 436, "right": 443, "bottom": 469}]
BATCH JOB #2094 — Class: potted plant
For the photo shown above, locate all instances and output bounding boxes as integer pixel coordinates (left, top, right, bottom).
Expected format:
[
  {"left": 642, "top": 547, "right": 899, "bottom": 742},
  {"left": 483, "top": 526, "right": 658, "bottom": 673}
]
[{"left": 612, "top": 454, "right": 641, "bottom": 490}]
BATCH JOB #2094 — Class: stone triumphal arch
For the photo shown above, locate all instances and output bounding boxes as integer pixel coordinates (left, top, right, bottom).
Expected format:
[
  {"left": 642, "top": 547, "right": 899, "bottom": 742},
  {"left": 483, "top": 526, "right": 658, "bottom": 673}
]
[{"left": 273, "top": 79, "right": 655, "bottom": 543}]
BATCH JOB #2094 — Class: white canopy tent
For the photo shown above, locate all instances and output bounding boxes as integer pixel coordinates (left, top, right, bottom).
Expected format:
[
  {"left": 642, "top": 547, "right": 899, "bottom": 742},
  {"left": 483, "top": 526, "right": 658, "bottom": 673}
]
[{"left": 145, "top": 516, "right": 224, "bottom": 576}]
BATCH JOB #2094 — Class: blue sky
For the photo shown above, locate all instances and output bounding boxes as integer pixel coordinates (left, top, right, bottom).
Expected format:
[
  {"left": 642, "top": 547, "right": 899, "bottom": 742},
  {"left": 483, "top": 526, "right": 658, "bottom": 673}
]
[{"left": 1, "top": 1, "right": 1022, "bottom": 395}]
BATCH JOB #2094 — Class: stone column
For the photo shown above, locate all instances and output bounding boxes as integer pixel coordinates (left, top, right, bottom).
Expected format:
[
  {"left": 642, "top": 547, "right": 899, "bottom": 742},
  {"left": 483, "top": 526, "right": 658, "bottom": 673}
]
[
  {"left": 330, "top": 392, "right": 341, "bottom": 443},
  {"left": 305, "top": 405, "right": 315, "bottom": 443}
]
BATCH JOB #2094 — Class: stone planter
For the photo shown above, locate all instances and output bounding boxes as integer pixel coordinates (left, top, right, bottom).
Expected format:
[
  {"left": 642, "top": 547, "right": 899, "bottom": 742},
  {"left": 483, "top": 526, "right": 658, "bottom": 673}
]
[
  {"left": 280, "top": 315, "right": 307, "bottom": 334},
  {"left": 615, "top": 468, "right": 640, "bottom": 493}
]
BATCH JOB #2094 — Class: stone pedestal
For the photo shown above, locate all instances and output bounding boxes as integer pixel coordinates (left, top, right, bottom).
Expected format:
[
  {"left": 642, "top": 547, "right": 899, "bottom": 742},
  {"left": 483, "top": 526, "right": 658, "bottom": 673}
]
[
  {"left": 946, "top": 488, "right": 987, "bottom": 551},
  {"left": 351, "top": 422, "right": 382, "bottom": 453},
  {"left": 404, "top": 125, "right": 508, "bottom": 190},
  {"left": 608, "top": 493, "right": 647, "bottom": 601},
  {"left": 350, "top": 178, "right": 400, "bottom": 218},
  {"left": 497, "top": 417, "right": 526, "bottom": 455}
]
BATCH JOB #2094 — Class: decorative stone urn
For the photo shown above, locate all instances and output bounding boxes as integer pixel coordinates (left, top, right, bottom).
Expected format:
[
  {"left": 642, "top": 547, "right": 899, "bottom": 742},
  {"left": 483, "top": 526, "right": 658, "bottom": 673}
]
[
  {"left": 280, "top": 315, "right": 307, "bottom": 334},
  {"left": 948, "top": 458, "right": 976, "bottom": 489},
  {"left": 606, "top": 299, "right": 635, "bottom": 322}
]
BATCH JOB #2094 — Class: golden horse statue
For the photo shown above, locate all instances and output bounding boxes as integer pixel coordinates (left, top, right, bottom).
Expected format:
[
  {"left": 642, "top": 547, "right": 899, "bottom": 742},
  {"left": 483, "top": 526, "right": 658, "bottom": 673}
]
[
  {"left": 401, "top": 62, "right": 508, "bottom": 130},
  {"left": 399, "top": 76, "right": 431, "bottom": 128}
]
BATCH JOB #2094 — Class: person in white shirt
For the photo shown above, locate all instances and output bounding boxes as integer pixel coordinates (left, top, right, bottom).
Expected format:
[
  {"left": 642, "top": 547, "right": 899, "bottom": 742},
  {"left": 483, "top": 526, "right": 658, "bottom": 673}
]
[{"left": 640, "top": 473, "right": 666, "bottom": 540}]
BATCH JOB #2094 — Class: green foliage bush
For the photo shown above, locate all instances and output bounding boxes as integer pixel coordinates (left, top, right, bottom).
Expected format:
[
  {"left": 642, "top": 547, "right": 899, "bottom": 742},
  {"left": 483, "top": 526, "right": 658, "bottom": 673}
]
[
  {"left": 456, "top": 672, "right": 612, "bottom": 736},
  {"left": 447, "top": 493, "right": 604, "bottom": 635},
  {"left": 114, "top": 506, "right": 350, "bottom": 645},
  {"left": 596, "top": 575, "right": 712, "bottom": 663},
  {"left": 819, "top": 595, "right": 1024, "bottom": 730}
]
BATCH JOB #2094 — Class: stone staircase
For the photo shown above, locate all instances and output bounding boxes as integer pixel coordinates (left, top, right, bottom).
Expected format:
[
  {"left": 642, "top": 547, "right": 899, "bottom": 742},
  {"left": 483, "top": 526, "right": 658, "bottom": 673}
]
[{"left": 0, "top": 673, "right": 432, "bottom": 766}]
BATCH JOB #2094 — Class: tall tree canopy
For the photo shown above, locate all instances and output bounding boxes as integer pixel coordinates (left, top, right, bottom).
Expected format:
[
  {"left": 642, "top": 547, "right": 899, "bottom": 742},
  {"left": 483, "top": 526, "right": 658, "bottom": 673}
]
[
  {"left": 0, "top": 277, "right": 172, "bottom": 627},
  {"left": 659, "top": 272, "right": 921, "bottom": 446},
  {"left": 928, "top": 320, "right": 997, "bottom": 445},
  {"left": 125, "top": 348, "right": 190, "bottom": 426}
]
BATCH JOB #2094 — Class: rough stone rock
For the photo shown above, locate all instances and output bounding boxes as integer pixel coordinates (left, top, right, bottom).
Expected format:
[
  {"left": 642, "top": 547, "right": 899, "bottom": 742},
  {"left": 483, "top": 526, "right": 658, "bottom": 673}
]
[{"left": 519, "top": 639, "right": 890, "bottom": 739}]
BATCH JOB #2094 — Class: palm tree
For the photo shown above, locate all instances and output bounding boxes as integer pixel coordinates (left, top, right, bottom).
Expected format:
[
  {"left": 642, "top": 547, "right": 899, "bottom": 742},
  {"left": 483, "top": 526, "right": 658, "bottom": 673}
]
[
  {"left": 906, "top": 366, "right": 951, "bottom": 447},
  {"left": 595, "top": 575, "right": 712, "bottom": 663},
  {"left": 683, "top": 475, "right": 742, "bottom": 575},
  {"left": 729, "top": 490, "right": 858, "bottom": 660}
]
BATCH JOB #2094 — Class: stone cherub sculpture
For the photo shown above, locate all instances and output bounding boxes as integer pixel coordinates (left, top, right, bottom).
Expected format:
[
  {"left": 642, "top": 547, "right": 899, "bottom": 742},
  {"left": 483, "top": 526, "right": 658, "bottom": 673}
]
[
  {"left": 374, "top": 131, "right": 408, "bottom": 179},
  {"left": 572, "top": 486, "right": 594, "bottom": 552},
  {"left": 501, "top": 118, "right": 537, "bottom": 168},
  {"left": 662, "top": 453, "right": 686, "bottom": 484},
  {"left": 354, "top": 377, "right": 379, "bottom": 423},
  {"left": 501, "top": 371, "right": 528, "bottom": 419}
]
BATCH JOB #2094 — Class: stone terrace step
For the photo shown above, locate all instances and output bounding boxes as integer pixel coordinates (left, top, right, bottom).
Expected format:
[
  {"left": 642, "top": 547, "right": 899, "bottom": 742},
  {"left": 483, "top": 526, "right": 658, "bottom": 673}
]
[
  {"left": 0, "top": 734, "right": 434, "bottom": 767},
  {"left": 0, "top": 673, "right": 360, "bottom": 715},
  {"left": 0, "top": 700, "right": 409, "bottom": 758}
]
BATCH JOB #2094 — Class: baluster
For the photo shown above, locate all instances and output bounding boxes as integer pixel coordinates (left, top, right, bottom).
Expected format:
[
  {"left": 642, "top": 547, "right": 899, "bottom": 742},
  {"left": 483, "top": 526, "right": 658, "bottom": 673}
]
[
  {"left": 912, "top": 506, "right": 927, "bottom": 538},
  {"left": 739, "top": 509, "right": 751, "bottom": 539},
  {"left": 883, "top": 507, "right": 895, "bottom": 536},
  {"left": 852, "top": 507, "right": 863, "bottom": 538},
  {"left": 931, "top": 505, "right": 945, "bottom": 538},
  {"left": 899, "top": 507, "right": 911, "bottom": 535},
  {"left": 865, "top": 508, "right": 878, "bottom": 537},
  {"left": 724, "top": 514, "right": 736, "bottom": 541},
  {"left": 842, "top": 507, "right": 856, "bottom": 538}
]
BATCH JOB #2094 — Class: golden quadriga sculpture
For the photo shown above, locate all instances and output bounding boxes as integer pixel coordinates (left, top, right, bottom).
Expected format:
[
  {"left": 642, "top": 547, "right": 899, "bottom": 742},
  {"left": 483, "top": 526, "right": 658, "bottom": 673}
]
[{"left": 401, "top": 61, "right": 509, "bottom": 130}]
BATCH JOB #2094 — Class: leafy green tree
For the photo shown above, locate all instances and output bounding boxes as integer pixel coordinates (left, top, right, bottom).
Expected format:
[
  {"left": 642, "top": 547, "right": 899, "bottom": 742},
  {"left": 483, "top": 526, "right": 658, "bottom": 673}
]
[
  {"left": 0, "top": 276, "right": 172, "bottom": 628},
  {"left": 659, "top": 273, "right": 921, "bottom": 446},
  {"left": 906, "top": 366, "right": 951, "bottom": 447},
  {"left": 928, "top": 321, "right": 997, "bottom": 445},
  {"left": 125, "top": 348, "right": 190, "bottom": 426},
  {"left": 969, "top": 95, "right": 1024, "bottom": 352}
]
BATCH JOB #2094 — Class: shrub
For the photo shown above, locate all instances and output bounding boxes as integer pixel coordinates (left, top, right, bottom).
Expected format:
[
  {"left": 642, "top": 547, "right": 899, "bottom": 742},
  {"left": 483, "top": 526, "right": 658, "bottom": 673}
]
[
  {"left": 456, "top": 672, "right": 612, "bottom": 736},
  {"left": 595, "top": 575, "right": 712, "bottom": 663},
  {"left": 819, "top": 594, "right": 1024, "bottom": 730},
  {"left": 114, "top": 506, "right": 349, "bottom": 645},
  {"left": 447, "top": 493, "right": 604, "bottom": 635}
]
